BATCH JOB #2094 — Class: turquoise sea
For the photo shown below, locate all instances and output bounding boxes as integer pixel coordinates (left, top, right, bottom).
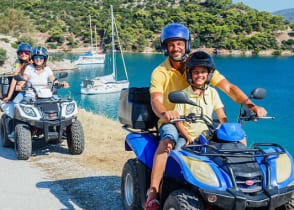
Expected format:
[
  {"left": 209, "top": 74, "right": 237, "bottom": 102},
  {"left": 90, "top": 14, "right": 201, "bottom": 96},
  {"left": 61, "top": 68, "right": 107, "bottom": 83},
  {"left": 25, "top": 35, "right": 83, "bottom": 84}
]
[{"left": 59, "top": 54, "right": 294, "bottom": 156}]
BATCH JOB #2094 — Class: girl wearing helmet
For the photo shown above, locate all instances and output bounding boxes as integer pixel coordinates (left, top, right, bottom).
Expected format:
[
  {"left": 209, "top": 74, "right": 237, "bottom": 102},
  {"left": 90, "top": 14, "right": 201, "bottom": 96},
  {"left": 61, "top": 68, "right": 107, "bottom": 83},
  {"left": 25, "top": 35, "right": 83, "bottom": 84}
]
[
  {"left": 16, "top": 46, "right": 69, "bottom": 100},
  {"left": 174, "top": 51, "right": 227, "bottom": 149},
  {"left": 3, "top": 43, "right": 33, "bottom": 103}
]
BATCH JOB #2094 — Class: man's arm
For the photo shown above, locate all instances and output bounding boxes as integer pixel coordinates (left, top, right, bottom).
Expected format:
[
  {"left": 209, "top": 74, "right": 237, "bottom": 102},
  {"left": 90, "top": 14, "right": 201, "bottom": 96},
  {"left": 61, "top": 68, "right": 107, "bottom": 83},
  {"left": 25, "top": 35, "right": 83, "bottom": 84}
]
[
  {"left": 216, "top": 79, "right": 267, "bottom": 117},
  {"left": 151, "top": 92, "right": 180, "bottom": 121}
]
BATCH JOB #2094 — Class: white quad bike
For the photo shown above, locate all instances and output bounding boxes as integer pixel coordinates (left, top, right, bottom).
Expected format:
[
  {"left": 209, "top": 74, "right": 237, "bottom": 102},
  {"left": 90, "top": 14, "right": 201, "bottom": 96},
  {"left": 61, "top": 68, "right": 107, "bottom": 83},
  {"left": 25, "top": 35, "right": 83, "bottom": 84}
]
[{"left": 0, "top": 73, "right": 84, "bottom": 160}]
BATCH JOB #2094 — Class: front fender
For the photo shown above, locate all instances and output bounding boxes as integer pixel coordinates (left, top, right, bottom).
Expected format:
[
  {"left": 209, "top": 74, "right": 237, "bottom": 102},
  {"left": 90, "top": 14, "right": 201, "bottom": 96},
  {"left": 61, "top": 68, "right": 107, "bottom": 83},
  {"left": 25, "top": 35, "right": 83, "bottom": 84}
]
[
  {"left": 125, "top": 133, "right": 158, "bottom": 168},
  {"left": 165, "top": 150, "right": 231, "bottom": 191}
]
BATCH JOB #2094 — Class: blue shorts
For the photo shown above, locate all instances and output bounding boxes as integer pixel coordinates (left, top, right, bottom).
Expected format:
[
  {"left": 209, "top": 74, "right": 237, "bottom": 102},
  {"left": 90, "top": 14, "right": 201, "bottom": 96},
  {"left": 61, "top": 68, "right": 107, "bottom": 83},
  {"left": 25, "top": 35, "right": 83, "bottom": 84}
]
[
  {"left": 174, "top": 137, "right": 187, "bottom": 150},
  {"left": 159, "top": 123, "right": 179, "bottom": 143}
]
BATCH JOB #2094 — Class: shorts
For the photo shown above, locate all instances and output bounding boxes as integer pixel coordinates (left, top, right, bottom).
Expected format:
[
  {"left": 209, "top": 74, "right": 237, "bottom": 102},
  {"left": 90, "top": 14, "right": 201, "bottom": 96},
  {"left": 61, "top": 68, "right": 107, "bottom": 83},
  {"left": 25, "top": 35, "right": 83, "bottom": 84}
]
[
  {"left": 159, "top": 123, "right": 179, "bottom": 143},
  {"left": 174, "top": 136, "right": 186, "bottom": 150},
  {"left": 12, "top": 92, "right": 25, "bottom": 103}
]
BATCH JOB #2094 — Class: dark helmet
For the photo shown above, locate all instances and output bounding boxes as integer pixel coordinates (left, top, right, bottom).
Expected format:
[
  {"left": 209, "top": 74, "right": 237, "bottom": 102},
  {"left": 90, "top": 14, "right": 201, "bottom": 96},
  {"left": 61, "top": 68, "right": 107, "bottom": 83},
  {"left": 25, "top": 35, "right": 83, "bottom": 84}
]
[
  {"left": 17, "top": 43, "right": 32, "bottom": 61},
  {"left": 186, "top": 51, "right": 216, "bottom": 86},
  {"left": 32, "top": 46, "right": 48, "bottom": 63},
  {"left": 161, "top": 23, "right": 191, "bottom": 57}
]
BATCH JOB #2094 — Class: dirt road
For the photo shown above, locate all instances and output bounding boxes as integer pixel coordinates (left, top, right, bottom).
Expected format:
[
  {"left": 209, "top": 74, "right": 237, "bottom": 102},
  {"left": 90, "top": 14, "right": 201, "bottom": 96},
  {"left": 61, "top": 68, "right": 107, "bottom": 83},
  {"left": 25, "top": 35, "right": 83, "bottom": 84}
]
[
  {"left": 0, "top": 142, "right": 76, "bottom": 209},
  {"left": 0, "top": 140, "right": 124, "bottom": 210},
  {"left": 0, "top": 110, "right": 135, "bottom": 209}
]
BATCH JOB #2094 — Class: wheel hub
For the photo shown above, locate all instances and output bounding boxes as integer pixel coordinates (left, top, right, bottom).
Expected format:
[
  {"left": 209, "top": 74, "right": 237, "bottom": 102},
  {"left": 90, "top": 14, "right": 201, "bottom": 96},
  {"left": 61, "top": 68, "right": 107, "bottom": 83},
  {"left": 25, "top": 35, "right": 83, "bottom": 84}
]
[{"left": 125, "top": 173, "right": 134, "bottom": 206}]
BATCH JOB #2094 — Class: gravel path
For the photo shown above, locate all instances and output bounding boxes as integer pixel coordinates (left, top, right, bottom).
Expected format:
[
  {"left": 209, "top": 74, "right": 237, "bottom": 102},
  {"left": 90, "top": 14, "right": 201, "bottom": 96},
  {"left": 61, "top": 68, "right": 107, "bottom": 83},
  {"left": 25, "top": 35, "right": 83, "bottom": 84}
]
[{"left": 0, "top": 140, "right": 123, "bottom": 210}]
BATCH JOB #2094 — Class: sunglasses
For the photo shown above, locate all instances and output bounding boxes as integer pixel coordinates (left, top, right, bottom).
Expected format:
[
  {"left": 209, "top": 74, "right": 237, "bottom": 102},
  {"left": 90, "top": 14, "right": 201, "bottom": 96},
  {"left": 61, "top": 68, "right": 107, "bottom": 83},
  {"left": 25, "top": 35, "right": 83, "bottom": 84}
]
[
  {"left": 18, "top": 51, "right": 30, "bottom": 55},
  {"left": 33, "top": 55, "right": 44, "bottom": 60}
]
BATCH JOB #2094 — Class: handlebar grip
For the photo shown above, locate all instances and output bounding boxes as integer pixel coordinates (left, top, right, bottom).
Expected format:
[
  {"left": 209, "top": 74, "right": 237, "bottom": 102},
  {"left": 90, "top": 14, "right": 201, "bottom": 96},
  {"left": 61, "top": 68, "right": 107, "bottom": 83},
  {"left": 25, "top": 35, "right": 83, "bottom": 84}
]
[{"left": 170, "top": 116, "right": 185, "bottom": 123}]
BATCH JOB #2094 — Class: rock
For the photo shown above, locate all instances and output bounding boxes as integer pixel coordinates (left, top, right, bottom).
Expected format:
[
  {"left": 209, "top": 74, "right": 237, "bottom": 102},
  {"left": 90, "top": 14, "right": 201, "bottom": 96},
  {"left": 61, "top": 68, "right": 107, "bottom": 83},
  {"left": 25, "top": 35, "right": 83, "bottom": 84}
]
[{"left": 0, "top": 34, "right": 18, "bottom": 74}]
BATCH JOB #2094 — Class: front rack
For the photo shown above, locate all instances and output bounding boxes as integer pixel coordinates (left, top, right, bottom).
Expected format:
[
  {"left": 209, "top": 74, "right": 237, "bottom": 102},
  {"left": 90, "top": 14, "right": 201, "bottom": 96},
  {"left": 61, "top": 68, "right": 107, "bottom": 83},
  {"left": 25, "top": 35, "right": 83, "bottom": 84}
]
[{"left": 183, "top": 143, "right": 285, "bottom": 158}]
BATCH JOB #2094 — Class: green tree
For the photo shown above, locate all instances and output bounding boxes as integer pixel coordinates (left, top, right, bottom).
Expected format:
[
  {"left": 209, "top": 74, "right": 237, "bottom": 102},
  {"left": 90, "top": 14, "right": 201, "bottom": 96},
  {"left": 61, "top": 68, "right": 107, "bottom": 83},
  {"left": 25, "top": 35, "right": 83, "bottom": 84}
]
[
  {"left": 0, "top": 48, "right": 7, "bottom": 65},
  {"left": 0, "top": 9, "right": 32, "bottom": 35}
]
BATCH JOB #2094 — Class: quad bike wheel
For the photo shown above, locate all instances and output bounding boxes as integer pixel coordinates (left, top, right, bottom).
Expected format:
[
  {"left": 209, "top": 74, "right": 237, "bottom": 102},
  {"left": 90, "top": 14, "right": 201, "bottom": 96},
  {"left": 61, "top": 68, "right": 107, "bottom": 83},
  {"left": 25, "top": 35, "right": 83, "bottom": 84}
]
[
  {"left": 163, "top": 189, "right": 204, "bottom": 210},
  {"left": 121, "top": 159, "right": 143, "bottom": 210},
  {"left": 0, "top": 115, "right": 13, "bottom": 147},
  {"left": 15, "top": 123, "right": 32, "bottom": 160},
  {"left": 67, "top": 119, "right": 84, "bottom": 155}
]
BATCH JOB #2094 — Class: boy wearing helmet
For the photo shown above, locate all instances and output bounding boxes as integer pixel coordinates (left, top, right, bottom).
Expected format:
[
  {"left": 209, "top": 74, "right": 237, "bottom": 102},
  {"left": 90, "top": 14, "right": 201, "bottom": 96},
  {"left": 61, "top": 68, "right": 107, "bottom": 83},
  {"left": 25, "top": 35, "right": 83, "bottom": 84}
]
[
  {"left": 174, "top": 51, "right": 227, "bottom": 149},
  {"left": 146, "top": 23, "right": 267, "bottom": 209}
]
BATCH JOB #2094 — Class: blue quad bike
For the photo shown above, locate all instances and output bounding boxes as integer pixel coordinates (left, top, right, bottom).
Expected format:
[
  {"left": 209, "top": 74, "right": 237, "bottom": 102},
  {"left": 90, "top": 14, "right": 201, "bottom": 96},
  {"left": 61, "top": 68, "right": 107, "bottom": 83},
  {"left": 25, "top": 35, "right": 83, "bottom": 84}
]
[{"left": 118, "top": 87, "right": 294, "bottom": 210}]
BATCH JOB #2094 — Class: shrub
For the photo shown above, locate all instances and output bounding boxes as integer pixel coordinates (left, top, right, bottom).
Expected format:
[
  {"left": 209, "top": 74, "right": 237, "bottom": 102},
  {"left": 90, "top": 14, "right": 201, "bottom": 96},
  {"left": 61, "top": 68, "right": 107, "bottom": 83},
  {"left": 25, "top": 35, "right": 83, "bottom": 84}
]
[
  {"left": 0, "top": 48, "right": 7, "bottom": 65},
  {"left": 47, "top": 43, "right": 57, "bottom": 49},
  {"left": 0, "top": 38, "right": 9, "bottom": 43}
]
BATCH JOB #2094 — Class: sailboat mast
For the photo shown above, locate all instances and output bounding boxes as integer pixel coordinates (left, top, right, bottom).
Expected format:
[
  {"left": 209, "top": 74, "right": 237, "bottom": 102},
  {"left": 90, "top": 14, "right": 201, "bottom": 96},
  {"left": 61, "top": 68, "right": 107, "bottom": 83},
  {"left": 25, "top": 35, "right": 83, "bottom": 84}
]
[
  {"left": 89, "top": 14, "right": 93, "bottom": 53},
  {"left": 111, "top": 5, "right": 116, "bottom": 79},
  {"left": 94, "top": 25, "right": 98, "bottom": 53}
]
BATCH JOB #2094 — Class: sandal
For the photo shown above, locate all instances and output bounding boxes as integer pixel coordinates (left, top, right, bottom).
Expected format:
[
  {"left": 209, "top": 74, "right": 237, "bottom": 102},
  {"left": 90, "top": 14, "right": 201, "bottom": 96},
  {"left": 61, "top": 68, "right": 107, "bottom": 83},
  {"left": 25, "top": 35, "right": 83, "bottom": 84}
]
[{"left": 145, "top": 197, "right": 160, "bottom": 210}]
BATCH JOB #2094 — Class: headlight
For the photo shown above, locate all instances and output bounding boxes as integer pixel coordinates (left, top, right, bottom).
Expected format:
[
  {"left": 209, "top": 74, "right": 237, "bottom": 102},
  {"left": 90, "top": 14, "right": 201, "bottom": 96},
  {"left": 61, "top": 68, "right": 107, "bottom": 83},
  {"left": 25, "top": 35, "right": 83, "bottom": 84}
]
[
  {"left": 21, "top": 105, "right": 37, "bottom": 117},
  {"left": 66, "top": 103, "right": 75, "bottom": 115},
  {"left": 182, "top": 156, "right": 219, "bottom": 187},
  {"left": 276, "top": 153, "right": 292, "bottom": 183}
]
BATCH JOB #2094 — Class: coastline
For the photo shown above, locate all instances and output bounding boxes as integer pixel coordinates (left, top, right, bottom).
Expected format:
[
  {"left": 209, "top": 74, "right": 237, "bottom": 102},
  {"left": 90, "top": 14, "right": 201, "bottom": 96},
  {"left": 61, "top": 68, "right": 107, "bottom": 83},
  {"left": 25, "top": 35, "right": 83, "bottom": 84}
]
[{"left": 1, "top": 33, "right": 293, "bottom": 75}]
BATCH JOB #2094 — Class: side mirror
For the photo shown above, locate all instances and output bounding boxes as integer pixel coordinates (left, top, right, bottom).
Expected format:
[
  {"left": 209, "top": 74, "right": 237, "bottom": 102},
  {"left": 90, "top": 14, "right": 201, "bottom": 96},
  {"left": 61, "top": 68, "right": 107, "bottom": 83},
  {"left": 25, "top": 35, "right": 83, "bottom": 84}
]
[
  {"left": 249, "top": 88, "right": 266, "bottom": 99},
  {"left": 57, "top": 72, "right": 68, "bottom": 79},
  {"left": 13, "top": 74, "right": 25, "bottom": 81},
  {"left": 168, "top": 91, "right": 198, "bottom": 107}
]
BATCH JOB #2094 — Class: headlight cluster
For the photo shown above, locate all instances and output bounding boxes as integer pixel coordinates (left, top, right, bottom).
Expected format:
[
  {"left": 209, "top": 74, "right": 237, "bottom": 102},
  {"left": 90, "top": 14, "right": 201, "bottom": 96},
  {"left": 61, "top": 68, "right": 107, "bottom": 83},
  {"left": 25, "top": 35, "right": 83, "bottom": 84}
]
[
  {"left": 276, "top": 153, "right": 292, "bottom": 183},
  {"left": 65, "top": 103, "right": 76, "bottom": 115},
  {"left": 182, "top": 155, "right": 219, "bottom": 187},
  {"left": 20, "top": 105, "right": 37, "bottom": 117},
  {"left": 61, "top": 102, "right": 77, "bottom": 117}
]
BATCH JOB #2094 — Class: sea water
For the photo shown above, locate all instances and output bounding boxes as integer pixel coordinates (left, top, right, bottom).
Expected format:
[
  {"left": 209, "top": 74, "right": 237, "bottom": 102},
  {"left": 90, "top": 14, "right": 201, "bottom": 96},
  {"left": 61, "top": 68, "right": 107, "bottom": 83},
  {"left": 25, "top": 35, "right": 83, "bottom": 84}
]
[{"left": 59, "top": 54, "right": 294, "bottom": 155}]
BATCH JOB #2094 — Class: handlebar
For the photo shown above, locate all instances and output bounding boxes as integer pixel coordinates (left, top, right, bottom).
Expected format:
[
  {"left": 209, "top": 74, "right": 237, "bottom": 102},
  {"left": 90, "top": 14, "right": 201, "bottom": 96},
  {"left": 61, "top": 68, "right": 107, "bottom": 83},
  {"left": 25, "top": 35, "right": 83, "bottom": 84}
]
[
  {"left": 239, "top": 109, "right": 274, "bottom": 122},
  {"left": 53, "top": 82, "right": 64, "bottom": 89}
]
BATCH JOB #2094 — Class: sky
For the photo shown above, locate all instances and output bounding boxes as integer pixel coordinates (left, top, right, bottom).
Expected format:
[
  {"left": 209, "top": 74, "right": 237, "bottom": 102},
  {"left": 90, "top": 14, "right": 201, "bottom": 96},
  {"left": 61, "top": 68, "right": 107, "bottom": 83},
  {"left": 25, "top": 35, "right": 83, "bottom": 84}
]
[{"left": 232, "top": 0, "right": 294, "bottom": 13}]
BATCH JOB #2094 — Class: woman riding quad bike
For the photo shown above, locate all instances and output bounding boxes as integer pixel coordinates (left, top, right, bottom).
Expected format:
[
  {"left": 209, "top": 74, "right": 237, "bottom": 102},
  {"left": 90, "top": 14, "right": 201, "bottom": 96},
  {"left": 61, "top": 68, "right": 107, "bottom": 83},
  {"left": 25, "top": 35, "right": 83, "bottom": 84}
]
[{"left": 0, "top": 47, "right": 84, "bottom": 160}]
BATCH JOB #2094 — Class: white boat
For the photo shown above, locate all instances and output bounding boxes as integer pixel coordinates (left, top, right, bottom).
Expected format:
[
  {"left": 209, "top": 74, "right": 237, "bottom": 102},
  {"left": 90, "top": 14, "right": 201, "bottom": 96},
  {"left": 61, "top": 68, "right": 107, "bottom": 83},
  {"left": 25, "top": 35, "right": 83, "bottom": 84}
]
[
  {"left": 81, "top": 5, "right": 129, "bottom": 94},
  {"left": 74, "top": 51, "right": 105, "bottom": 65},
  {"left": 74, "top": 15, "right": 105, "bottom": 65}
]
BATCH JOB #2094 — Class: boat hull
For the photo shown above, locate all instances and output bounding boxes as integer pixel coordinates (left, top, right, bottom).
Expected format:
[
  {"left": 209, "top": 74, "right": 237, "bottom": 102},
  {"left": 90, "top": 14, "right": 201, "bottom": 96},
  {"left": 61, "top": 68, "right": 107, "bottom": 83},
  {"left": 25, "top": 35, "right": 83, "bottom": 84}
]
[
  {"left": 74, "top": 54, "right": 105, "bottom": 65},
  {"left": 81, "top": 81, "right": 129, "bottom": 94}
]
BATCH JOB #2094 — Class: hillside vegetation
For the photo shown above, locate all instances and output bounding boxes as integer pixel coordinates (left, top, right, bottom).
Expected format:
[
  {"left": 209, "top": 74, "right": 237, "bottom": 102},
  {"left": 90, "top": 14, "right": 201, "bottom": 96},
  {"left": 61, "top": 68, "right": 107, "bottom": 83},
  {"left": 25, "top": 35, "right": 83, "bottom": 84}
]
[
  {"left": 273, "top": 8, "right": 294, "bottom": 23},
  {"left": 1, "top": 0, "right": 294, "bottom": 54}
]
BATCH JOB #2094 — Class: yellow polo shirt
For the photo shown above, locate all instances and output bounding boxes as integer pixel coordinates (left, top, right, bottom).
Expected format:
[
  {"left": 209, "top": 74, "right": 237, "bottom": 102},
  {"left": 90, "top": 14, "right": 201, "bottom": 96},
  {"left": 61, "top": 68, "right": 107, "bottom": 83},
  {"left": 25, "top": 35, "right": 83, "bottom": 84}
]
[
  {"left": 150, "top": 58, "right": 225, "bottom": 127},
  {"left": 174, "top": 86, "right": 224, "bottom": 140}
]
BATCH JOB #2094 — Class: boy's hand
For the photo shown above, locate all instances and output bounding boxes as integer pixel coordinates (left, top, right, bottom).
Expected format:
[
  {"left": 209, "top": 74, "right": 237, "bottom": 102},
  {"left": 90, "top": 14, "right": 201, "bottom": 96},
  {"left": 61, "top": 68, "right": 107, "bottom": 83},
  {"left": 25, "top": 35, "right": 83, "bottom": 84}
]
[{"left": 186, "top": 138, "right": 193, "bottom": 145}]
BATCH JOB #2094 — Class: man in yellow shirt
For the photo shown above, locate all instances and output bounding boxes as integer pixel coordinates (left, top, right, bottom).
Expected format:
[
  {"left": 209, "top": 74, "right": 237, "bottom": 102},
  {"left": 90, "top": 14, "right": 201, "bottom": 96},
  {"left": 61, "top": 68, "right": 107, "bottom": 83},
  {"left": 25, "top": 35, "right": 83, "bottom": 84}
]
[{"left": 145, "top": 23, "right": 267, "bottom": 210}]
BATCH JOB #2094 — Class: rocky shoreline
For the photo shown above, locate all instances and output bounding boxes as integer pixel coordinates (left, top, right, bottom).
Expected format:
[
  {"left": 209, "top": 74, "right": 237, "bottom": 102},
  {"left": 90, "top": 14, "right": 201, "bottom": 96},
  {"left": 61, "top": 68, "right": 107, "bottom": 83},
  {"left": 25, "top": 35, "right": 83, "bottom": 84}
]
[{"left": 1, "top": 34, "right": 293, "bottom": 75}]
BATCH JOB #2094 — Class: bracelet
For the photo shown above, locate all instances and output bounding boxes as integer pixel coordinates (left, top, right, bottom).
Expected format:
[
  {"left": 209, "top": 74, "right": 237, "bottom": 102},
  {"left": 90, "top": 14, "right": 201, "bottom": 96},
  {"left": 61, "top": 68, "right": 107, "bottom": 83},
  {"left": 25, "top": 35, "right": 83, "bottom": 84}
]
[{"left": 241, "top": 98, "right": 249, "bottom": 105}]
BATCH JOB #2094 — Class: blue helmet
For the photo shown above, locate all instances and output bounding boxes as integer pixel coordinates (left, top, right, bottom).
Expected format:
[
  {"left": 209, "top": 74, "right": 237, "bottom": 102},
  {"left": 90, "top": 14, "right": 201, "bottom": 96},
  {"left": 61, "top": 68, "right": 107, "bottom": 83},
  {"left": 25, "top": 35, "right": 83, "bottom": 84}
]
[
  {"left": 17, "top": 43, "right": 32, "bottom": 61},
  {"left": 161, "top": 23, "right": 191, "bottom": 56},
  {"left": 32, "top": 46, "right": 48, "bottom": 63}
]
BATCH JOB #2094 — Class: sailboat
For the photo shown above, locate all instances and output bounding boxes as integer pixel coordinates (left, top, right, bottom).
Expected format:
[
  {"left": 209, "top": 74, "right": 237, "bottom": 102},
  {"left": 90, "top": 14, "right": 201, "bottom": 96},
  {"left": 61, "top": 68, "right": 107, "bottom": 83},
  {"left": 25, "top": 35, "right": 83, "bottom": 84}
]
[
  {"left": 80, "top": 5, "right": 129, "bottom": 94},
  {"left": 74, "top": 15, "right": 106, "bottom": 65}
]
